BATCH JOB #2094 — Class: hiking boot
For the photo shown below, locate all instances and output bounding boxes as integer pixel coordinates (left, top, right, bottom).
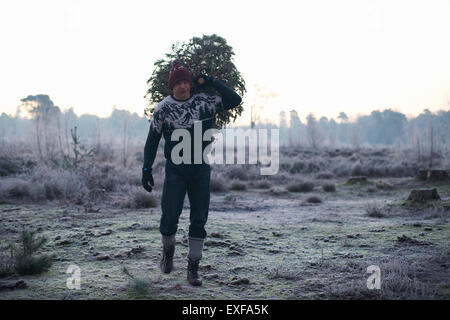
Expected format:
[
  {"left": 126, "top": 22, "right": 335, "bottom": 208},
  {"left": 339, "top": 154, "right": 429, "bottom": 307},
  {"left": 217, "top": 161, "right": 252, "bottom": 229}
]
[
  {"left": 187, "top": 258, "right": 202, "bottom": 286},
  {"left": 160, "top": 245, "right": 175, "bottom": 274}
]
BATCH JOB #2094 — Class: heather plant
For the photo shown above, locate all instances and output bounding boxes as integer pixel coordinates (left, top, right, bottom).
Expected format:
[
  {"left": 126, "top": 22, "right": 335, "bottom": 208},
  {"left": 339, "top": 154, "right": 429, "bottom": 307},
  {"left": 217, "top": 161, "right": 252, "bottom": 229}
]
[
  {"left": 254, "top": 180, "right": 271, "bottom": 189},
  {"left": 210, "top": 174, "right": 228, "bottom": 193},
  {"left": 287, "top": 181, "right": 314, "bottom": 193},
  {"left": 322, "top": 183, "right": 336, "bottom": 192},
  {"left": 365, "top": 204, "right": 385, "bottom": 218},
  {"left": 0, "top": 244, "right": 15, "bottom": 278},
  {"left": 306, "top": 196, "right": 322, "bottom": 203},
  {"left": 230, "top": 180, "right": 247, "bottom": 191},
  {"left": 226, "top": 166, "right": 249, "bottom": 181},
  {"left": 128, "top": 188, "right": 159, "bottom": 209}
]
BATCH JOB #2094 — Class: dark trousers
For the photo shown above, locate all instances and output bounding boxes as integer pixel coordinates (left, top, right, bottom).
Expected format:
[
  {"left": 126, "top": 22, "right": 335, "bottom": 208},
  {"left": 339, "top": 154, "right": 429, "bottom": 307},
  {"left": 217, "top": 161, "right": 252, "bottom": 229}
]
[{"left": 160, "top": 160, "right": 211, "bottom": 239}]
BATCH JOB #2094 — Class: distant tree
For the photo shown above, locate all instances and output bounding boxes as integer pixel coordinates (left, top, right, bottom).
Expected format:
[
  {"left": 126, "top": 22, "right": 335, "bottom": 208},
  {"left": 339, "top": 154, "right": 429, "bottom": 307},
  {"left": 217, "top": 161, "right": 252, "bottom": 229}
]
[
  {"left": 318, "top": 116, "right": 329, "bottom": 146},
  {"left": 289, "top": 110, "right": 302, "bottom": 147},
  {"left": 306, "top": 113, "right": 323, "bottom": 149},
  {"left": 63, "top": 108, "right": 78, "bottom": 155},
  {"left": 350, "top": 122, "right": 362, "bottom": 149},
  {"left": 144, "top": 34, "right": 246, "bottom": 128},
  {"left": 279, "top": 111, "right": 289, "bottom": 146},
  {"left": 357, "top": 109, "right": 406, "bottom": 145},
  {"left": 20, "top": 94, "right": 61, "bottom": 162},
  {"left": 338, "top": 112, "right": 348, "bottom": 123}
]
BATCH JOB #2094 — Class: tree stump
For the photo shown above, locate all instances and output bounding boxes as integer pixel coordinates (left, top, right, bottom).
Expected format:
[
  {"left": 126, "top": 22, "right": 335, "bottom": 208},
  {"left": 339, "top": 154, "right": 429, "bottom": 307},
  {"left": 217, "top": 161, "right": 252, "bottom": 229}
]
[
  {"left": 346, "top": 176, "right": 367, "bottom": 184},
  {"left": 406, "top": 188, "right": 440, "bottom": 202}
]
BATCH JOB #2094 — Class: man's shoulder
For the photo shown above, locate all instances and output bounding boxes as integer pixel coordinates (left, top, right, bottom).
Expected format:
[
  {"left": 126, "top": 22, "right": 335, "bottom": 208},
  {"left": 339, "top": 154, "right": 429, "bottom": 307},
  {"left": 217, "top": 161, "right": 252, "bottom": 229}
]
[{"left": 154, "top": 96, "right": 173, "bottom": 111}]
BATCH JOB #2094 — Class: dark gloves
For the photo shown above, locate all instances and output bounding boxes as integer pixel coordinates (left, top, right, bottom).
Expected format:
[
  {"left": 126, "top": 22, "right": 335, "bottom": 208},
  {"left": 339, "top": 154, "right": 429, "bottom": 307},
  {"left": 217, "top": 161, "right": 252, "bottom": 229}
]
[
  {"left": 142, "top": 167, "right": 154, "bottom": 192},
  {"left": 193, "top": 74, "right": 242, "bottom": 109},
  {"left": 192, "top": 74, "right": 214, "bottom": 87}
]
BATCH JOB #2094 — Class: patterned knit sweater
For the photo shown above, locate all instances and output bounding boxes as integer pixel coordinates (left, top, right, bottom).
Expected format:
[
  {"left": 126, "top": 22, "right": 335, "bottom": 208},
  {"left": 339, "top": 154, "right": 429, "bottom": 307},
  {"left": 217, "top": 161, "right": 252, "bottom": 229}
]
[{"left": 143, "top": 80, "right": 241, "bottom": 169}]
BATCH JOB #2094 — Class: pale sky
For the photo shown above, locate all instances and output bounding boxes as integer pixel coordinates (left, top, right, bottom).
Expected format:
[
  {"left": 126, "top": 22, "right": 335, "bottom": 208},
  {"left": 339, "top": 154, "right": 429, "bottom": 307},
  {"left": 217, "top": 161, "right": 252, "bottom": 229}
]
[{"left": 1, "top": 0, "right": 450, "bottom": 125}]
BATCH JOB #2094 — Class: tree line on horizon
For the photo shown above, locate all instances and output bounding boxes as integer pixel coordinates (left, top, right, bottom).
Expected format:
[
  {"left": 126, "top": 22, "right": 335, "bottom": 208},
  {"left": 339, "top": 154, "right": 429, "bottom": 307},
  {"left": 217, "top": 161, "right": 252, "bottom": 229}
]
[{"left": 0, "top": 94, "right": 448, "bottom": 160}]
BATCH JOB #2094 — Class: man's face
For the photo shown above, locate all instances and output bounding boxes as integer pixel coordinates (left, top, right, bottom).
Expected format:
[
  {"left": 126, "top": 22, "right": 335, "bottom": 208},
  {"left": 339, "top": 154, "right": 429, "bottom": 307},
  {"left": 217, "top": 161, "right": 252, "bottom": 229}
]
[{"left": 172, "top": 80, "right": 191, "bottom": 100}]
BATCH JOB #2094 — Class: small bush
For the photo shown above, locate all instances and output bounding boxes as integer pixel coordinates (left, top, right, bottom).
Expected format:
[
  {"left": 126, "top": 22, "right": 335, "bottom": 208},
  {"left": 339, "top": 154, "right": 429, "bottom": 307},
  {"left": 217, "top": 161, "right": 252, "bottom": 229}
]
[
  {"left": 230, "top": 181, "right": 247, "bottom": 191},
  {"left": 322, "top": 183, "right": 336, "bottom": 192},
  {"left": 0, "top": 245, "right": 15, "bottom": 278},
  {"left": 287, "top": 181, "right": 314, "bottom": 192},
  {"left": 0, "top": 157, "right": 22, "bottom": 177},
  {"left": 351, "top": 163, "right": 365, "bottom": 176},
  {"left": 316, "top": 172, "right": 335, "bottom": 179},
  {"left": 268, "top": 267, "right": 302, "bottom": 281},
  {"left": 366, "top": 205, "right": 385, "bottom": 218},
  {"left": 210, "top": 175, "right": 228, "bottom": 193},
  {"left": 11, "top": 230, "right": 54, "bottom": 276},
  {"left": 122, "top": 266, "right": 150, "bottom": 296},
  {"left": 306, "top": 196, "right": 322, "bottom": 203},
  {"left": 255, "top": 180, "right": 271, "bottom": 189},
  {"left": 131, "top": 189, "right": 159, "bottom": 208},
  {"left": 1, "top": 178, "right": 30, "bottom": 199},
  {"left": 289, "top": 161, "right": 305, "bottom": 174},
  {"left": 224, "top": 194, "right": 235, "bottom": 202},
  {"left": 226, "top": 167, "right": 249, "bottom": 181}
]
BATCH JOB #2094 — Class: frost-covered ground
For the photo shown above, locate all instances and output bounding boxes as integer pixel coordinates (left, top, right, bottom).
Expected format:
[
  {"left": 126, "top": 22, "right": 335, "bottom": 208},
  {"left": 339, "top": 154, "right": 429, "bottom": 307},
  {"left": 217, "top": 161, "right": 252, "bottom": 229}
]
[{"left": 0, "top": 175, "right": 449, "bottom": 300}]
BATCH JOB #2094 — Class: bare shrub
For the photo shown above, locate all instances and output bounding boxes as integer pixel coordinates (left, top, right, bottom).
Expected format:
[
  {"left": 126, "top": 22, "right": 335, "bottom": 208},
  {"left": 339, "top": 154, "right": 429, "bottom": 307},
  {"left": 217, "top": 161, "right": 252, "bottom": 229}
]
[
  {"left": 289, "top": 161, "right": 305, "bottom": 174},
  {"left": 127, "top": 189, "right": 159, "bottom": 209},
  {"left": 380, "top": 257, "right": 440, "bottom": 299},
  {"left": 268, "top": 266, "right": 302, "bottom": 281},
  {"left": 30, "top": 166, "right": 89, "bottom": 202},
  {"left": 326, "top": 255, "right": 442, "bottom": 299},
  {"left": 230, "top": 180, "right": 247, "bottom": 191},
  {"left": 254, "top": 180, "right": 271, "bottom": 189},
  {"left": 316, "top": 172, "right": 335, "bottom": 179},
  {"left": 94, "top": 143, "right": 115, "bottom": 162},
  {"left": 1, "top": 178, "right": 30, "bottom": 199},
  {"left": 351, "top": 163, "right": 365, "bottom": 176},
  {"left": 322, "top": 183, "right": 336, "bottom": 192},
  {"left": 280, "top": 163, "right": 291, "bottom": 172},
  {"left": 0, "top": 244, "right": 15, "bottom": 278},
  {"left": 287, "top": 181, "right": 314, "bottom": 192},
  {"left": 366, "top": 205, "right": 385, "bottom": 218},
  {"left": 0, "top": 157, "right": 22, "bottom": 177},
  {"left": 226, "top": 167, "right": 249, "bottom": 181},
  {"left": 210, "top": 174, "right": 228, "bottom": 193},
  {"left": 306, "top": 196, "right": 322, "bottom": 203}
]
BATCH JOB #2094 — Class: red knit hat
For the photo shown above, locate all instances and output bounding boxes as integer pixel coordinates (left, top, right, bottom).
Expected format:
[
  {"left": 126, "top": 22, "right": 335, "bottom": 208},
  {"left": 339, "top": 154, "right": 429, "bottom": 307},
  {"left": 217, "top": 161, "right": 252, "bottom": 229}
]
[{"left": 168, "top": 60, "right": 192, "bottom": 90}]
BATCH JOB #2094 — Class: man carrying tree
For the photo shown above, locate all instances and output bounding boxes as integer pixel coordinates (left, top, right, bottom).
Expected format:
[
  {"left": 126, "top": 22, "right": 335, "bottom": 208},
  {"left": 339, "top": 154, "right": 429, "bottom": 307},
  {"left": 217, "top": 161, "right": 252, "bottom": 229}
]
[{"left": 142, "top": 60, "right": 242, "bottom": 286}]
